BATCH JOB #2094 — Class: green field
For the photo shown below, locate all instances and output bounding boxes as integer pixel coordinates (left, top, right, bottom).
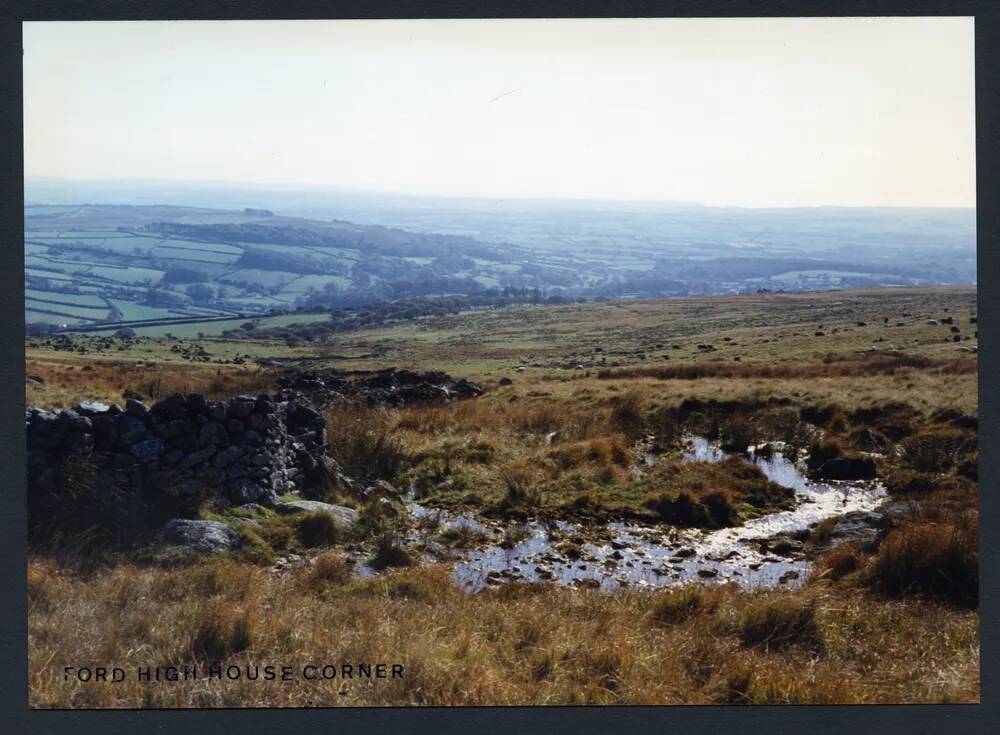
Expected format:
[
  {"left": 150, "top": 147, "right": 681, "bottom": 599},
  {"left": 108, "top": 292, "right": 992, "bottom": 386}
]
[
  {"left": 25, "top": 289, "right": 107, "bottom": 308},
  {"left": 24, "top": 308, "right": 94, "bottom": 326},
  {"left": 222, "top": 268, "right": 298, "bottom": 287}
]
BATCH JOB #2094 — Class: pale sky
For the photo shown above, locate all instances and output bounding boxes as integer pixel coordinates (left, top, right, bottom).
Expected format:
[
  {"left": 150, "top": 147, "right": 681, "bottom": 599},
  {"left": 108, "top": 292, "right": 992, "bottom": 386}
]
[{"left": 23, "top": 18, "right": 976, "bottom": 208}]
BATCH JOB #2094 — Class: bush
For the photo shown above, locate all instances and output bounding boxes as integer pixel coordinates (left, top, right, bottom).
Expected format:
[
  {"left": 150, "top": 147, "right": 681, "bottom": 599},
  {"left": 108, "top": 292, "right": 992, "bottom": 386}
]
[{"left": 866, "top": 520, "right": 978, "bottom": 608}]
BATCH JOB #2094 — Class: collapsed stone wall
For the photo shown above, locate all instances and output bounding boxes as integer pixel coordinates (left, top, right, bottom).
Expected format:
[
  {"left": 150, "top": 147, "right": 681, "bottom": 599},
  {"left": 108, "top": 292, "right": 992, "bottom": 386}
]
[{"left": 26, "top": 392, "right": 330, "bottom": 541}]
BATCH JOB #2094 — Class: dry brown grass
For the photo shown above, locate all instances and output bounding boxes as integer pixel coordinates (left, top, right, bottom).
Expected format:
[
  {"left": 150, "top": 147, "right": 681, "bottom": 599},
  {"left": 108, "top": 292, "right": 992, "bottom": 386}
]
[
  {"left": 27, "top": 557, "right": 979, "bottom": 707},
  {"left": 598, "top": 352, "right": 976, "bottom": 382},
  {"left": 26, "top": 357, "right": 276, "bottom": 408},
  {"left": 322, "top": 402, "right": 407, "bottom": 485},
  {"left": 865, "top": 518, "right": 979, "bottom": 609}
]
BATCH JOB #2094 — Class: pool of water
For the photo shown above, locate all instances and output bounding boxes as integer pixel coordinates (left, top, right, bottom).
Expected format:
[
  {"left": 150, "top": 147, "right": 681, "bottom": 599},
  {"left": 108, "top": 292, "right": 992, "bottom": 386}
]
[{"left": 400, "top": 436, "right": 886, "bottom": 592}]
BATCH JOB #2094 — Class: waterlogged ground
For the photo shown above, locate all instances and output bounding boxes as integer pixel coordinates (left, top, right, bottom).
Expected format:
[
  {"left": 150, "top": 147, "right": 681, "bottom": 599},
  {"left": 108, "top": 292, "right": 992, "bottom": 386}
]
[{"left": 388, "top": 437, "right": 886, "bottom": 592}]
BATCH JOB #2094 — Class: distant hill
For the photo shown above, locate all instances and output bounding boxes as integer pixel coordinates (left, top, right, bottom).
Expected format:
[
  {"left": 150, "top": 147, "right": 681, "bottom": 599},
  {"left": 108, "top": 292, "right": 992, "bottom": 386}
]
[{"left": 23, "top": 183, "right": 976, "bottom": 333}]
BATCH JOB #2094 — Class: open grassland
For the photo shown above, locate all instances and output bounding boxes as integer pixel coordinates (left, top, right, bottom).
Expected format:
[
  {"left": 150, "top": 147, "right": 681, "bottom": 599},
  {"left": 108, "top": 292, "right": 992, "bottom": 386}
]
[
  {"left": 27, "top": 286, "right": 977, "bottom": 409},
  {"left": 26, "top": 286, "right": 979, "bottom": 706},
  {"left": 294, "top": 286, "right": 978, "bottom": 378}
]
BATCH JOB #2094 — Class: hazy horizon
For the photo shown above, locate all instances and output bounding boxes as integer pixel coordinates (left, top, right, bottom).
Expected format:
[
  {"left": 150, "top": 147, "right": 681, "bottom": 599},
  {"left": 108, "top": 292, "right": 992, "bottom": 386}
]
[
  {"left": 22, "top": 175, "right": 977, "bottom": 214},
  {"left": 23, "top": 18, "right": 976, "bottom": 210}
]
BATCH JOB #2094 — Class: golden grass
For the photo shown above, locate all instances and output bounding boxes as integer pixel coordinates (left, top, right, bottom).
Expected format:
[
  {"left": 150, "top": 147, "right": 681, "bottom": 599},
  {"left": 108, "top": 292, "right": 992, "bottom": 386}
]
[
  {"left": 27, "top": 558, "right": 978, "bottom": 707},
  {"left": 26, "top": 356, "right": 276, "bottom": 408}
]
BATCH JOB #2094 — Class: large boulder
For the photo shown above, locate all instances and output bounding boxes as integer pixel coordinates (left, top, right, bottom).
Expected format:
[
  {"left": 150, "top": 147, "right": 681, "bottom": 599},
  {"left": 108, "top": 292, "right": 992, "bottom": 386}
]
[
  {"left": 826, "top": 510, "right": 886, "bottom": 548},
  {"left": 153, "top": 519, "right": 243, "bottom": 555},
  {"left": 276, "top": 500, "right": 359, "bottom": 529},
  {"left": 152, "top": 393, "right": 188, "bottom": 419}
]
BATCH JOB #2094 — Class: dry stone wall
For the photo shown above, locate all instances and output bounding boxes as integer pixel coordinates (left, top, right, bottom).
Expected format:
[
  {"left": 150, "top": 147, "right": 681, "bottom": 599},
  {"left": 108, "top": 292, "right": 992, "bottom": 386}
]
[{"left": 26, "top": 392, "right": 331, "bottom": 540}]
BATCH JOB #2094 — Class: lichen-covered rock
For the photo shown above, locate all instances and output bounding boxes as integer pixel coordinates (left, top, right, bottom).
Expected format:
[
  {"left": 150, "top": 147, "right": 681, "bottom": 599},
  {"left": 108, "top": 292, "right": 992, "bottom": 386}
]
[
  {"left": 228, "top": 478, "right": 279, "bottom": 506},
  {"left": 154, "top": 519, "right": 243, "bottom": 554},
  {"left": 277, "top": 500, "right": 360, "bottom": 529},
  {"left": 827, "top": 510, "right": 885, "bottom": 548},
  {"left": 76, "top": 400, "right": 111, "bottom": 415}
]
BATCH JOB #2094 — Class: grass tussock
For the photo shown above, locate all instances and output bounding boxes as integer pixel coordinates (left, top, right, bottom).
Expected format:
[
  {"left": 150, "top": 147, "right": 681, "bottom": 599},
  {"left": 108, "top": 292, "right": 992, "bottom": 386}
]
[
  {"left": 189, "top": 604, "right": 255, "bottom": 663},
  {"left": 641, "top": 458, "right": 795, "bottom": 527},
  {"left": 811, "top": 544, "right": 864, "bottom": 582},
  {"left": 733, "top": 596, "right": 825, "bottom": 653},
  {"left": 293, "top": 511, "right": 339, "bottom": 548},
  {"left": 299, "top": 551, "right": 354, "bottom": 594},
  {"left": 371, "top": 532, "right": 415, "bottom": 571},
  {"left": 865, "top": 519, "right": 978, "bottom": 609},
  {"left": 324, "top": 402, "right": 407, "bottom": 484}
]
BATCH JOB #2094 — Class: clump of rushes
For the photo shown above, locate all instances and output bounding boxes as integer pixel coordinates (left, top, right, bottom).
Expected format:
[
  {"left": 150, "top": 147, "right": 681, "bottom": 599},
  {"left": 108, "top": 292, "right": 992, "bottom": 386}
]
[
  {"left": 188, "top": 604, "right": 254, "bottom": 663},
  {"left": 898, "top": 427, "right": 977, "bottom": 473},
  {"left": 500, "top": 523, "right": 532, "bottom": 549},
  {"left": 735, "top": 596, "right": 824, "bottom": 653},
  {"left": 648, "top": 585, "right": 715, "bottom": 626},
  {"left": 323, "top": 402, "right": 407, "bottom": 484},
  {"left": 488, "top": 465, "right": 541, "bottom": 518},
  {"left": 300, "top": 551, "right": 353, "bottom": 593},
  {"left": 293, "top": 511, "right": 339, "bottom": 548},
  {"left": 438, "top": 522, "right": 490, "bottom": 549},
  {"left": 370, "top": 531, "right": 414, "bottom": 571},
  {"left": 864, "top": 519, "right": 978, "bottom": 609}
]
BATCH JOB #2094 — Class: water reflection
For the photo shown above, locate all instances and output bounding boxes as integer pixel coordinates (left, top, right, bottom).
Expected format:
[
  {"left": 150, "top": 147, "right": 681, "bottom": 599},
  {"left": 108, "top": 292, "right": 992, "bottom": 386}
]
[{"left": 407, "top": 436, "right": 885, "bottom": 593}]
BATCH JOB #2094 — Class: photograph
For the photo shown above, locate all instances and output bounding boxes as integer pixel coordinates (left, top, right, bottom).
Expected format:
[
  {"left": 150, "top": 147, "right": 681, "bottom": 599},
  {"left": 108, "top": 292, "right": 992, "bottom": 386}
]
[{"left": 21, "top": 17, "right": 979, "bottom": 707}]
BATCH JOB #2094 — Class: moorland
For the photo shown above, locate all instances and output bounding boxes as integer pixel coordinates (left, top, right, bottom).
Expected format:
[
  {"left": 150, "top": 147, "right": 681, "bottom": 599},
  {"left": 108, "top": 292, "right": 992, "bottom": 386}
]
[{"left": 26, "top": 285, "right": 979, "bottom": 706}]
